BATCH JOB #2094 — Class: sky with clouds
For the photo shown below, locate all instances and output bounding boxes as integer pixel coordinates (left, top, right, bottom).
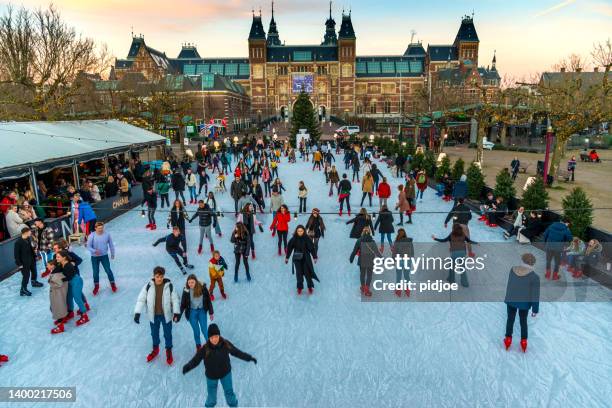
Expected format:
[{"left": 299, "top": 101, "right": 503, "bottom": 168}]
[{"left": 1, "top": 0, "right": 610, "bottom": 78}]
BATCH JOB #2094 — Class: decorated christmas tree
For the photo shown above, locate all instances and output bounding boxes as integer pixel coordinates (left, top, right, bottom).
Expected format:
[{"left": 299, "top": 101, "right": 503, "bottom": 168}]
[
  {"left": 290, "top": 91, "right": 321, "bottom": 146},
  {"left": 562, "top": 187, "right": 593, "bottom": 239},
  {"left": 466, "top": 162, "right": 485, "bottom": 200},
  {"left": 520, "top": 176, "right": 549, "bottom": 211},
  {"left": 493, "top": 168, "right": 516, "bottom": 202}
]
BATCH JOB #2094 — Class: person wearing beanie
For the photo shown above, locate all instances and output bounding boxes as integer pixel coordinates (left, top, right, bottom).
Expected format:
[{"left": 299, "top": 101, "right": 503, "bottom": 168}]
[{"left": 183, "top": 323, "right": 257, "bottom": 408}]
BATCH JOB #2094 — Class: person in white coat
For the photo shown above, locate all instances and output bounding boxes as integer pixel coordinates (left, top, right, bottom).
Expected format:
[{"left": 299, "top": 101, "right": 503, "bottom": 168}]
[
  {"left": 134, "top": 266, "right": 181, "bottom": 366},
  {"left": 186, "top": 169, "right": 198, "bottom": 204},
  {"left": 6, "top": 204, "right": 26, "bottom": 237}
]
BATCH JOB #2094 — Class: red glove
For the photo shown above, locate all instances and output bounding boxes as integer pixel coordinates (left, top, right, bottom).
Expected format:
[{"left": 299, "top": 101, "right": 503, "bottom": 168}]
[{"left": 271, "top": 229, "right": 276, "bottom": 237}]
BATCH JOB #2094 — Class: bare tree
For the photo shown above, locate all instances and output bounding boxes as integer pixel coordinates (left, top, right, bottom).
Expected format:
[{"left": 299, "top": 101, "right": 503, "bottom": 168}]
[
  {"left": 552, "top": 53, "right": 589, "bottom": 72},
  {"left": 0, "top": 4, "right": 111, "bottom": 120}
]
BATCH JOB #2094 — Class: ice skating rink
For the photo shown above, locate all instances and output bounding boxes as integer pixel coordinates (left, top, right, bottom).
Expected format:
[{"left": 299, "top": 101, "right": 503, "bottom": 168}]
[{"left": 1, "top": 153, "right": 610, "bottom": 408}]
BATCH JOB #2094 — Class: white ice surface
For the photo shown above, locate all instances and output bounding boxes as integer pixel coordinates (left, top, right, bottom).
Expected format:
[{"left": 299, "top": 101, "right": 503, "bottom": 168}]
[{"left": 0, "top": 153, "right": 611, "bottom": 408}]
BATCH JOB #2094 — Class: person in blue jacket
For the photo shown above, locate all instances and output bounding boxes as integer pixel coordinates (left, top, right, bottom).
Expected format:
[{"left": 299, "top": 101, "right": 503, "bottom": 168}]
[
  {"left": 543, "top": 218, "right": 572, "bottom": 280},
  {"left": 452, "top": 174, "right": 468, "bottom": 205},
  {"left": 504, "top": 253, "right": 540, "bottom": 353}
]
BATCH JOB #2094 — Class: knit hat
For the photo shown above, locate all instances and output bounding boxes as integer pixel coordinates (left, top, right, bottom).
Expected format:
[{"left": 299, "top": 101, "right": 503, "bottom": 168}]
[{"left": 208, "top": 323, "right": 220, "bottom": 337}]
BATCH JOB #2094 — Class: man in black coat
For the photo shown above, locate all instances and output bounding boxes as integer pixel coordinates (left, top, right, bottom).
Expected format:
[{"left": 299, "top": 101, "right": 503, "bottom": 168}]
[
  {"left": 285, "top": 226, "right": 319, "bottom": 294},
  {"left": 171, "top": 170, "right": 186, "bottom": 205},
  {"left": 183, "top": 323, "right": 256, "bottom": 408},
  {"left": 230, "top": 176, "right": 248, "bottom": 214},
  {"left": 14, "top": 227, "right": 43, "bottom": 296},
  {"left": 153, "top": 227, "right": 194, "bottom": 274}
]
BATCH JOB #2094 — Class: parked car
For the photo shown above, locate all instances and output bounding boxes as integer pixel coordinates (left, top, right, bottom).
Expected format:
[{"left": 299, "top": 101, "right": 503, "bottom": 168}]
[
  {"left": 482, "top": 138, "right": 495, "bottom": 150},
  {"left": 336, "top": 125, "right": 360, "bottom": 136}
]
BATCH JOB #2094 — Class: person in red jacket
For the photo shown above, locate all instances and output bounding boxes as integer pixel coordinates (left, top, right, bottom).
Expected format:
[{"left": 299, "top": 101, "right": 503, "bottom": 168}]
[
  {"left": 270, "top": 204, "right": 291, "bottom": 256},
  {"left": 0, "top": 191, "right": 17, "bottom": 241},
  {"left": 415, "top": 170, "right": 428, "bottom": 201},
  {"left": 0, "top": 354, "right": 8, "bottom": 366},
  {"left": 377, "top": 177, "right": 391, "bottom": 210}
]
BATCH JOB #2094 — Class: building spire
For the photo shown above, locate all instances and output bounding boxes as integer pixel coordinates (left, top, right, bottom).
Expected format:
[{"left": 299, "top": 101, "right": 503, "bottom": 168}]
[
  {"left": 272, "top": 1, "right": 275, "bottom": 19},
  {"left": 492, "top": 50, "right": 497, "bottom": 69},
  {"left": 329, "top": 1, "right": 332, "bottom": 19}
]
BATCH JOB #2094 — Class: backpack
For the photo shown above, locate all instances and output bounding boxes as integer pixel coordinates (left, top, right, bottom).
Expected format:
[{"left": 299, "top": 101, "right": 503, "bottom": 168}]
[
  {"left": 417, "top": 174, "right": 426, "bottom": 184},
  {"left": 146, "top": 282, "right": 174, "bottom": 295}
]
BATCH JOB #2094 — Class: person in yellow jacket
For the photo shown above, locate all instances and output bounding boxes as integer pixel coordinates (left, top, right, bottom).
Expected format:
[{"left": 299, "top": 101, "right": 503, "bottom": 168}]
[
  {"left": 118, "top": 173, "right": 130, "bottom": 198},
  {"left": 208, "top": 251, "right": 228, "bottom": 301},
  {"left": 360, "top": 171, "right": 374, "bottom": 207},
  {"left": 312, "top": 150, "right": 323, "bottom": 171},
  {"left": 270, "top": 159, "right": 279, "bottom": 179}
]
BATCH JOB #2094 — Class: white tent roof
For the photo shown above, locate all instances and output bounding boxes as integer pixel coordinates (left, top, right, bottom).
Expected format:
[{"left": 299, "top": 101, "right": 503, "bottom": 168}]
[{"left": 0, "top": 120, "right": 164, "bottom": 178}]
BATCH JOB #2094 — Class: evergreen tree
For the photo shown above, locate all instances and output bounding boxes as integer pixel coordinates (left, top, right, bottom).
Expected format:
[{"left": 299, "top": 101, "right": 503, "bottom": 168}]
[
  {"left": 562, "top": 187, "right": 593, "bottom": 239},
  {"left": 412, "top": 152, "right": 425, "bottom": 172},
  {"left": 423, "top": 150, "right": 436, "bottom": 177},
  {"left": 520, "top": 176, "right": 549, "bottom": 211},
  {"left": 451, "top": 158, "right": 465, "bottom": 181},
  {"left": 435, "top": 156, "right": 451, "bottom": 181},
  {"left": 466, "top": 162, "right": 485, "bottom": 200},
  {"left": 493, "top": 168, "right": 516, "bottom": 202},
  {"left": 290, "top": 91, "right": 321, "bottom": 147}
]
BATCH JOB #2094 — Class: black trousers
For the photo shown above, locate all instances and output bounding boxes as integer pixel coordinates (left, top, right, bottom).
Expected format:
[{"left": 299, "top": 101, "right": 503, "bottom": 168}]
[
  {"left": 295, "top": 262, "right": 314, "bottom": 289},
  {"left": 174, "top": 190, "right": 186, "bottom": 203},
  {"left": 198, "top": 180, "right": 208, "bottom": 195},
  {"left": 264, "top": 182, "right": 271, "bottom": 196},
  {"left": 360, "top": 267, "right": 373, "bottom": 287},
  {"left": 352, "top": 169, "right": 360, "bottom": 182},
  {"left": 505, "top": 305, "right": 528, "bottom": 339},
  {"left": 277, "top": 231, "right": 288, "bottom": 250},
  {"left": 339, "top": 196, "right": 351, "bottom": 212},
  {"left": 234, "top": 253, "right": 250, "bottom": 280},
  {"left": 360, "top": 192, "right": 372, "bottom": 206},
  {"left": 546, "top": 249, "right": 561, "bottom": 273},
  {"left": 148, "top": 208, "right": 156, "bottom": 225},
  {"left": 299, "top": 197, "right": 307, "bottom": 213},
  {"left": 21, "top": 263, "right": 36, "bottom": 289},
  {"left": 168, "top": 251, "right": 188, "bottom": 269},
  {"left": 160, "top": 194, "right": 170, "bottom": 208}
]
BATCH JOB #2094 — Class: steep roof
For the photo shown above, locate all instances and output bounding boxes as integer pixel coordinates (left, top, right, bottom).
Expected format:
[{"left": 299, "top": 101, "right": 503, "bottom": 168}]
[
  {"left": 436, "top": 66, "right": 500, "bottom": 85},
  {"left": 540, "top": 71, "right": 611, "bottom": 90},
  {"left": 404, "top": 43, "right": 426, "bottom": 57},
  {"left": 338, "top": 13, "right": 355, "bottom": 39},
  {"left": 454, "top": 15, "right": 479, "bottom": 43},
  {"left": 177, "top": 46, "right": 201, "bottom": 59},
  {"left": 427, "top": 45, "right": 458, "bottom": 62},
  {"left": 249, "top": 15, "right": 266, "bottom": 40}
]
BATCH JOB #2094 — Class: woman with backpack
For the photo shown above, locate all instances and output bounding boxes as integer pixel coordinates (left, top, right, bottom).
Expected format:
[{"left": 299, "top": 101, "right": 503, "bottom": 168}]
[
  {"left": 415, "top": 170, "right": 427, "bottom": 201},
  {"left": 285, "top": 225, "right": 319, "bottom": 295},
  {"left": 230, "top": 223, "right": 251, "bottom": 282},
  {"left": 180, "top": 274, "right": 214, "bottom": 352}
]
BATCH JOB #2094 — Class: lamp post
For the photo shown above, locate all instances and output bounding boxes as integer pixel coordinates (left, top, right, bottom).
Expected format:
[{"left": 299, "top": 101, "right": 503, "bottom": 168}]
[
  {"left": 233, "top": 136, "right": 239, "bottom": 146},
  {"left": 543, "top": 125, "right": 554, "bottom": 184},
  {"left": 584, "top": 137, "right": 590, "bottom": 150}
]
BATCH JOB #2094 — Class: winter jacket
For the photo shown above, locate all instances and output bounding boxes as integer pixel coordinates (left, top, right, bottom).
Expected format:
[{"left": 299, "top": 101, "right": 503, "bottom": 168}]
[
  {"left": 180, "top": 285, "right": 213, "bottom": 320},
  {"left": 396, "top": 190, "right": 411, "bottom": 213},
  {"left": 543, "top": 222, "right": 573, "bottom": 250},
  {"left": 445, "top": 203, "right": 472, "bottom": 226},
  {"left": 190, "top": 205, "right": 214, "bottom": 227},
  {"left": 33, "top": 225, "right": 55, "bottom": 252},
  {"left": 286, "top": 234, "right": 319, "bottom": 282},
  {"left": 298, "top": 186, "right": 308, "bottom": 198},
  {"left": 6, "top": 210, "right": 26, "bottom": 237},
  {"left": 377, "top": 182, "right": 391, "bottom": 199},
  {"left": 49, "top": 271, "right": 69, "bottom": 320},
  {"left": 252, "top": 184, "right": 264, "bottom": 205},
  {"left": 305, "top": 215, "right": 325, "bottom": 238},
  {"left": 452, "top": 180, "right": 468, "bottom": 199},
  {"left": 168, "top": 207, "right": 189, "bottom": 230},
  {"left": 86, "top": 231, "right": 115, "bottom": 257},
  {"left": 77, "top": 201, "right": 97, "bottom": 224},
  {"left": 231, "top": 233, "right": 251, "bottom": 255},
  {"left": 14, "top": 236, "right": 36, "bottom": 267},
  {"left": 230, "top": 180, "right": 248, "bottom": 200},
  {"left": 374, "top": 209, "right": 395, "bottom": 234},
  {"left": 346, "top": 214, "right": 375, "bottom": 239},
  {"left": 185, "top": 173, "right": 197, "bottom": 188},
  {"left": 119, "top": 177, "right": 130, "bottom": 194},
  {"left": 270, "top": 211, "right": 291, "bottom": 232},
  {"left": 361, "top": 176, "right": 374, "bottom": 193},
  {"left": 329, "top": 170, "right": 340, "bottom": 184},
  {"left": 183, "top": 337, "right": 255, "bottom": 380},
  {"left": 434, "top": 233, "right": 477, "bottom": 253},
  {"left": 237, "top": 211, "right": 262, "bottom": 235},
  {"left": 261, "top": 168, "right": 271, "bottom": 183},
  {"left": 105, "top": 181, "right": 119, "bottom": 197},
  {"left": 134, "top": 278, "right": 180, "bottom": 324},
  {"left": 349, "top": 234, "right": 382, "bottom": 267},
  {"left": 416, "top": 173, "right": 428, "bottom": 191},
  {"left": 313, "top": 151, "right": 322, "bottom": 162},
  {"left": 0, "top": 196, "right": 16, "bottom": 214},
  {"left": 171, "top": 173, "right": 186, "bottom": 192},
  {"left": 339, "top": 179, "right": 352, "bottom": 195},
  {"left": 270, "top": 194, "right": 285, "bottom": 213},
  {"left": 208, "top": 256, "right": 228, "bottom": 280},
  {"left": 157, "top": 180, "right": 170, "bottom": 195},
  {"left": 392, "top": 237, "right": 414, "bottom": 259},
  {"left": 143, "top": 190, "right": 158, "bottom": 209},
  {"left": 371, "top": 167, "right": 383, "bottom": 183},
  {"left": 154, "top": 233, "right": 186, "bottom": 254},
  {"left": 504, "top": 266, "right": 540, "bottom": 313}
]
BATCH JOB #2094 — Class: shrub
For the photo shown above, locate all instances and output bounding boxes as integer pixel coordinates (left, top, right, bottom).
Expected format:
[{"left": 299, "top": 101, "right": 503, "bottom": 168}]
[
  {"left": 435, "top": 156, "right": 451, "bottom": 181},
  {"left": 466, "top": 162, "right": 485, "bottom": 200},
  {"left": 493, "top": 168, "right": 516, "bottom": 202},
  {"left": 520, "top": 176, "right": 549, "bottom": 211},
  {"left": 451, "top": 158, "right": 465, "bottom": 181}
]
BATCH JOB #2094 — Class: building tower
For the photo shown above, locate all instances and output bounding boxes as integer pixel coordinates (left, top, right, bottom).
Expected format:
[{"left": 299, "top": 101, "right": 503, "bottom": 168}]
[
  {"left": 453, "top": 14, "right": 480, "bottom": 66},
  {"left": 248, "top": 10, "right": 267, "bottom": 120},
  {"left": 267, "top": 2, "right": 282, "bottom": 46},
  {"left": 491, "top": 50, "right": 497, "bottom": 71},
  {"left": 321, "top": 1, "right": 337, "bottom": 45},
  {"left": 337, "top": 11, "right": 356, "bottom": 115}
]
